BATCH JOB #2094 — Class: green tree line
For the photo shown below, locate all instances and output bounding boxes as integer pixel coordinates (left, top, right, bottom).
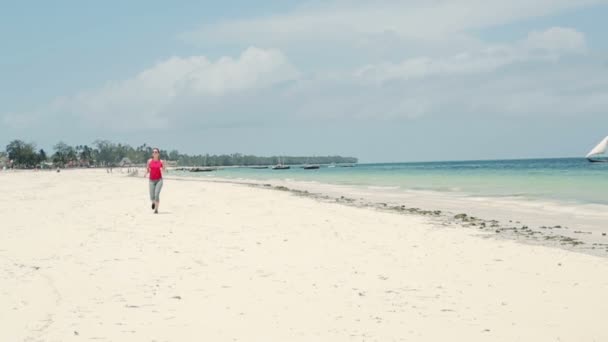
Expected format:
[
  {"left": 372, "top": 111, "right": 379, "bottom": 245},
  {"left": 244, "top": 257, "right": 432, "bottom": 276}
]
[{"left": 2, "top": 139, "right": 357, "bottom": 168}]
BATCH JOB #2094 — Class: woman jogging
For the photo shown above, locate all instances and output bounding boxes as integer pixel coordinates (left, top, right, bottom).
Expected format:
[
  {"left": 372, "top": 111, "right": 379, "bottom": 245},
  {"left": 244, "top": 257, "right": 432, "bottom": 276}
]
[{"left": 145, "top": 147, "right": 165, "bottom": 214}]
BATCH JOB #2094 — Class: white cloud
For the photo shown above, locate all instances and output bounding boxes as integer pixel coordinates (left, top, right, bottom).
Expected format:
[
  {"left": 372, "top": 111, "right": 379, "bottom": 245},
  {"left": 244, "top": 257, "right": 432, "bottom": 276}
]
[
  {"left": 523, "top": 27, "right": 587, "bottom": 53},
  {"left": 54, "top": 47, "right": 300, "bottom": 129},
  {"left": 2, "top": 27, "right": 605, "bottom": 136},
  {"left": 180, "top": 0, "right": 604, "bottom": 46},
  {"left": 354, "top": 27, "right": 587, "bottom": 83}
]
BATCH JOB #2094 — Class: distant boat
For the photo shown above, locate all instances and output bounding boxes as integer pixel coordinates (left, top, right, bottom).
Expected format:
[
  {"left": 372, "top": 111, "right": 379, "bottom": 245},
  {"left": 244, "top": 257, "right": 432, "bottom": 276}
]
[
  {"left": 302, "top": 158, "right": 320, "bottom": 170},
  {"left": 191, "top": 155, "right": 217, "bottom": 171},
  {"left": 272, "top": 156, "right": 290, "bottom": 170},
  {"left": 586, "top": 136, "right": 608, "bottom": 162},
  {"left": 249, "top": 166, "right": 269, "bottom": 169},
  {"left": 190, "top": 167, "right": 216, "bottom": 172},
  {"left": 328, "top": 163, "right": 336, "bottom": 168},
  {"left": 338, "top": 164, "right": 355, "bottom": 167}
]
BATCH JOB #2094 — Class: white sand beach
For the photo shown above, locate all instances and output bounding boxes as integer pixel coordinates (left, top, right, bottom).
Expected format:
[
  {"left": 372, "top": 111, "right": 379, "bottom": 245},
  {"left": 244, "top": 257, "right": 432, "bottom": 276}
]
[
  {"left": 1, "top": 169, "right": 608, "bottom": 341},
  {"left": 216, "top": 176, "right": 608, "bottom": 251}
]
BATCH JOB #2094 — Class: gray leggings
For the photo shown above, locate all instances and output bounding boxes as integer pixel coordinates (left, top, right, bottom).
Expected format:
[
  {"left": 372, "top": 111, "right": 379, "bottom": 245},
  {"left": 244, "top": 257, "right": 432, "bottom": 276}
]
[{"left": 149, "top": 179, "right": 164, "bottom": 201}]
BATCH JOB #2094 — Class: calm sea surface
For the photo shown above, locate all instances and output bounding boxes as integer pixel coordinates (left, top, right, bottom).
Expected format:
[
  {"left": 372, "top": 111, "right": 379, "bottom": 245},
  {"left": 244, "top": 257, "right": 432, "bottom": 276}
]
[{"left": 177, "top": 158, "right": 608, "bottom": 205}]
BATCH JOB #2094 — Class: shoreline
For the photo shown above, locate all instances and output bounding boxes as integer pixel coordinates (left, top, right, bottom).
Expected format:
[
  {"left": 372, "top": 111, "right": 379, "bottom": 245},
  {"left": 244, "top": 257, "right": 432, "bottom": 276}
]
[
  {"left": 5, "top": 167, "right": 607, "bottom": 256},
  {"left": 165, "top": 172, "right": 608, "bottom": 258}
]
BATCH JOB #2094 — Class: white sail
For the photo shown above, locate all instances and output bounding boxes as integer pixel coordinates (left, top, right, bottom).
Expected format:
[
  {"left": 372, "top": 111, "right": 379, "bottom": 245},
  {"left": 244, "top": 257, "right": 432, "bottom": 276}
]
[{"left": 586, "top": 136, "right": 608, "bottom": 158}]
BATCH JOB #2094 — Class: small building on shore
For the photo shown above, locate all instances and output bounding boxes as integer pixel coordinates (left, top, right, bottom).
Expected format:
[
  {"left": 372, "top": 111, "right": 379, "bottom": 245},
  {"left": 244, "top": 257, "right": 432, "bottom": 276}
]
[
  {"left": 41, "top": 161, "right": 54, "bottom": 169},
  {"left": 0, "top": 156, "right": 8, "bottom": 169},
  {"left": 119, "top": 157, "right": 133, "bottom": 167}
]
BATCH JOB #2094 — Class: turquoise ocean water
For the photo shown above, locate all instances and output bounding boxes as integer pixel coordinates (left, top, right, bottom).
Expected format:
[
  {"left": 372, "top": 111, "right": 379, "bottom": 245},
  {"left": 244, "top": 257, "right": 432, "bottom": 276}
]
[{"left": 177, "top": 158, "right": 608, "bottom": 205}]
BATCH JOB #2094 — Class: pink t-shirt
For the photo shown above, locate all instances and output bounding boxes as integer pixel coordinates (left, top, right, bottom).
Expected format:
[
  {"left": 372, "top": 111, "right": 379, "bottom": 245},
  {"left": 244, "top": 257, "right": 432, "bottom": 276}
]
[{"left": 149, "top": 160, "right": 163, "bottom": 180}]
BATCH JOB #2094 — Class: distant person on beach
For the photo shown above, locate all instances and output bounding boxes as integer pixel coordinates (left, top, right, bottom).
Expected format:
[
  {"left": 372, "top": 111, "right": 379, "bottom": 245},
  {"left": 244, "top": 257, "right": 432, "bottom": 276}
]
[{"left": 144, "top": 147, "right": 165, "bottom": 214}]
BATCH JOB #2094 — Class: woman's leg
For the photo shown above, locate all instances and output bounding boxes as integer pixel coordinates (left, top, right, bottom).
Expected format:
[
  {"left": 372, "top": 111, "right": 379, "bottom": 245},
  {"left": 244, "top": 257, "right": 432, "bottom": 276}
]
[
  {"left": 149, "top": 180, "right": 157, "bottom": 209},
  {"left": 154, "top": 179, "right": 163, "bottom": 213}
]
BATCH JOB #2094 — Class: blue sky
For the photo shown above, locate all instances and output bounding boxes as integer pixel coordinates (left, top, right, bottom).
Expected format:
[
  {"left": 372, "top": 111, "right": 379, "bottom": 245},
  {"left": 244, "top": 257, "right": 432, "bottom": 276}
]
[{"left": 1, "top": 0, "right": 607, "bottom": 162}]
